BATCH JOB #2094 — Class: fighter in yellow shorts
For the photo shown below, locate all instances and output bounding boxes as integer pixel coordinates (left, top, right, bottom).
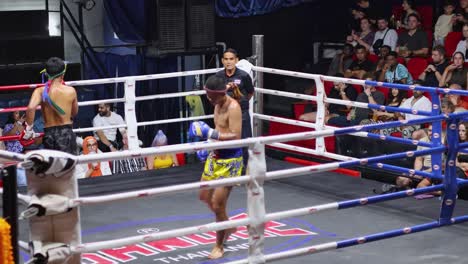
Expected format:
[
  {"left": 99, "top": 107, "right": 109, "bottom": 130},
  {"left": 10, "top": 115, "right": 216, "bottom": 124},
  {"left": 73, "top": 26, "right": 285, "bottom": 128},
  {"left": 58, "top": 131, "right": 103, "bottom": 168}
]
[{"left": 189, "top": 75, "right": 243, "bottom": 260}]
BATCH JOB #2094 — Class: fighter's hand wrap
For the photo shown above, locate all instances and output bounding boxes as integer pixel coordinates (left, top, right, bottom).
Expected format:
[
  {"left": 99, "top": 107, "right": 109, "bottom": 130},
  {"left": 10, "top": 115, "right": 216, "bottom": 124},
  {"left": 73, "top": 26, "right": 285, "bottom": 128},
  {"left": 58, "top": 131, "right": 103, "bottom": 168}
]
[
  {"left": 27, "top": 241, "right": 71, "bottom": 264},
  {"left": 189, "top": 121, "right": 219, "bottom": 140},
  {"left": 24, "top": 150, "right": 77, "bottom": 177}
]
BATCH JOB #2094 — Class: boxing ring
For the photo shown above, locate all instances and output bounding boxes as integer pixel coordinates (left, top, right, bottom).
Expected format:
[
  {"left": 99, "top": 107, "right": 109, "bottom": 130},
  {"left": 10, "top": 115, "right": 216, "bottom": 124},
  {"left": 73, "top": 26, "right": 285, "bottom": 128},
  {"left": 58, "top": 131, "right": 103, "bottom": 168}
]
[{"left": 1, "top": 37, "right": 468, "bottom": 263}]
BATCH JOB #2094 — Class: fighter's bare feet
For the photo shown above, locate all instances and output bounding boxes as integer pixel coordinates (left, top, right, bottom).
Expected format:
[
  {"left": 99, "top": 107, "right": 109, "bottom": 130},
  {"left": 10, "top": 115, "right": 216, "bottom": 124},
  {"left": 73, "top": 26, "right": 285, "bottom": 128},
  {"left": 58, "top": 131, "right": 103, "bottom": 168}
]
[
  {"left": 223, "top": 227, "right": 237, "bottom": 244},
  {"left": 208, "top": 245, "right": 224, "bottom": 259}
]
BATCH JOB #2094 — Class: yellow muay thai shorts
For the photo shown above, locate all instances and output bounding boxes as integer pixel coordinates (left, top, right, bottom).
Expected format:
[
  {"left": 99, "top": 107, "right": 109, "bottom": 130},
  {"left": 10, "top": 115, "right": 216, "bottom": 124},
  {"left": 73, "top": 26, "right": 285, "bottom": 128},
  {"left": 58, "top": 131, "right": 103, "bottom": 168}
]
[{"left": 201, "top": 154, "right": 243, "bottom": 181}]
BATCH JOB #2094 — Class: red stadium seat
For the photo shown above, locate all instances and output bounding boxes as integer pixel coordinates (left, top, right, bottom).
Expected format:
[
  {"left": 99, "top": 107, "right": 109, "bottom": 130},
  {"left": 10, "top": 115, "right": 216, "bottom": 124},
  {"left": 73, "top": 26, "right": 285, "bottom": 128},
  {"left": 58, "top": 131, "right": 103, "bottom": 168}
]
[
  {"left": 415, "top": 6, "right": 433, "bottom": 31},
  {"left": 368, "top": 53, "right": 379, "bottom": 64},
  {"left": 444, "top": 31, "right": 462, "bottom": 58},
  {"left": 407, "top": 57, "right": 428, "bottom": 80},
  {"left": 425, "top": 29, "right": 433, "bottom": 50}
]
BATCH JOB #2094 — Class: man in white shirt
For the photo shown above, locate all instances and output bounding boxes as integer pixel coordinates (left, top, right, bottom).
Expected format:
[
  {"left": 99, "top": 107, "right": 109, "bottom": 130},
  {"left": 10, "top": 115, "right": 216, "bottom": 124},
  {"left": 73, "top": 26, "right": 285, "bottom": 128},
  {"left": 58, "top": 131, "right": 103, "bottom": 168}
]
[
  {"left": 371, "top": 16, "right": 398, "bottom": 54},
  {"left": 92, "top": 103, "right": 126, "bottom": 152}
]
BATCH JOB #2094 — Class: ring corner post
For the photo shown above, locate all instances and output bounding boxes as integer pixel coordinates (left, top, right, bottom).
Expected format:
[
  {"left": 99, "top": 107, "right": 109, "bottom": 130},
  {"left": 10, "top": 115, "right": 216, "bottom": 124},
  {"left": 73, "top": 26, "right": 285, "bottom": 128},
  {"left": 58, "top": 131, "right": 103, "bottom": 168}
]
[
  {"left": 2, "top": 165, "right": 18, "bottom": 264},
  {"left": 439, "top": 117, "right": 459, "bottom": 224},
  {"left": 246, "top": 142, "right": 266, "bottom": 264},
  {"left": 124, "top": 79, "right": 139, "bottom": 150},
  {"left": 252, "top": 35, "right": 264, "bottom": 138}
]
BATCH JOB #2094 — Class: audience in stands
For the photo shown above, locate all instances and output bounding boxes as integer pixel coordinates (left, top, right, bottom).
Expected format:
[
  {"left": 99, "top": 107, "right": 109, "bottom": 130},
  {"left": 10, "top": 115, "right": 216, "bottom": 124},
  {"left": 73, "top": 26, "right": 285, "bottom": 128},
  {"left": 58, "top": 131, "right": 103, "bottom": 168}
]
[
  {"left": 395, "top": 124, "right": 435, "bottom": 190},
  {"left": 373, "top": 45, "right": 391, "bottom": 79},
  {"left": 379, "top": 51, "right": 413, "bottom": 84},
  {"left": 147, "top": 130, "right": 179, "bottom": 170},
  {"left": 447, "top": 83, "right": 468, "bottom": 112},
  {"left": 457, "top": 122, "right": 468, "bottom": 180},
  {"left": 347, "top": 17, "right": 375, "bottom": 50},
  {"left": 344, "top": 45, "right": 375, "bottom": 79},
  {"left": 3, "top": 111, "right": 25, "bottom": 153},
  {"left": 299, "top": 73, "right": 357, "bottom": 123},
  {"left": 439, "top": 51, "right": 468, "bottom": 88},
  {"left": 111, "top": 131, "right": 147, "bottom": 174},
  {"left": 398, "top": 0, "right": 419, "bottom": 30},
  {"left": 369, "top": 88, "right": 408, "bottom": 125},
  {"left": 434, "top": 1, "right": 456, "bottom": 46},
  {"left": 93, "top": 103, "right": 126, "bottom": 153},
  {"left": 453, "top": 0, "right": 468, "bottom": 32},
  {"left": 327, "top": 44, "right": 354, "bottom": 76},
  {"left": 349, "top": 6, "right": 367, "bottom": 32},
  {"left": 379, "top": 80, "right": 431, "bottom": 139},
  {"left": 355, "top": 0, "right": 390, "bottom": 25},
  {"left": 396, "top": 14, "right": 429, "bottom": 60},
  {"left": 419, "top": 45, "right": 449, "bottom": 87},
  {"left": 454, "top": 23, "right": 468, "bottom": 61},
  {"left": 371, "top": 16, "right": 398, "bottom": 54},
  {"left": 75, "top": 136, "right": 112, "bottom": 178}
]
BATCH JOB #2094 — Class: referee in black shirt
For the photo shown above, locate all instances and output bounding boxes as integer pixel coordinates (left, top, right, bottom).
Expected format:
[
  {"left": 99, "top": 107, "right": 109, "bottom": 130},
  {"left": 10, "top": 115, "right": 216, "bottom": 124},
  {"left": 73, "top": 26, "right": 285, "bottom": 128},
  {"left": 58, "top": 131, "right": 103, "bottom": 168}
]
[{"left": 215, "top": 48, "right": 255, "bottom": 170}]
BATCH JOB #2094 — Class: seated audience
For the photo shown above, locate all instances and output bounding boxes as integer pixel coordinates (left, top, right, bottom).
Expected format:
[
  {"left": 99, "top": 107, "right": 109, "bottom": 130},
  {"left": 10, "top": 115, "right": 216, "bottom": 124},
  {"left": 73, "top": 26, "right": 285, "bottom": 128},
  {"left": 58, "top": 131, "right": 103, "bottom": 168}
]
[
  {"left": 447, "top": 83, "right": 468, "bottom": 112},
  {"left": 371, "top": 16, "right": 398, "bottom": 54},
  {"left": 75, "top": 136, "right": 112, "bottom": 178},
  {"left": 344, "top": 45, "right": 375, "bottom": 79},
  {"left": 112, "top": 131, "right": 147, "bottom": 174},
  {"left": 354, "top": 0, "right": 390, "bottom": 25},
  {"left": 396, "top": 14, "right": 429, "bottom": 60},
  {"left": 329, "top": 74, "right": 385, "bottom": 156},
  {"left": 434, "top": 1, "right": 456, "bottom": 46},
  {"left": 452, "top": 0, "right": 468, "bottom": 32},
  {"left": 395, "top": 124, "right": 437, "bottom": 190},
  {"left": 397, "top": 0, "right": 419, "bottom": 30},
  {"left": 3, "top": 111, "right": 25, "bottom": 153},
  {"left": 378, "top": 51, "right": 413, "bottom": 84},
  {"left": 347, "top": 17, "right": 375, "bottom": 50},
  {"left": 327, "top": 44, "right": 354, "bottom": 76},
  {"left": 329, "top": 73, "right": 385, "bottom": 127},
  {"left": 418, "top": 45, "right": 449, "bottom": 87},
  {"left": 456, "top": 122, "right": 468, "bottom": 186},
  {"left": 373, "top": 45, "right": 391, "bottom": 78},
  {"left": 93, "top": 103, "right": 126, "bottom": 152},
  {"left": 454, "top": 23, "right": 468, "bottom": 61},
  {"left": 299, "top": 73, "right": 357, "bottom": 123},
  {"left": 379, "top": 80, "right": 431, "bottom": 138},
  {"left": 147, "top": 130, "right": 179, "bottom": 170},
  {"left": 439, "top": 51, "right": 468, "bottom": 88}
]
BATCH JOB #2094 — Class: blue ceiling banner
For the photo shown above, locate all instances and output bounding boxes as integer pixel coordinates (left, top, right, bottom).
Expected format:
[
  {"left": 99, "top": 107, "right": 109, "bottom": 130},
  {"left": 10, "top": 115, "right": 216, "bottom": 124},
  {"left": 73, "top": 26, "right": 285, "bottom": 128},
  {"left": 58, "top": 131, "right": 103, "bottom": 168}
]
[{"left": 216, "top": 0, "right": 305, "bottom": 18}]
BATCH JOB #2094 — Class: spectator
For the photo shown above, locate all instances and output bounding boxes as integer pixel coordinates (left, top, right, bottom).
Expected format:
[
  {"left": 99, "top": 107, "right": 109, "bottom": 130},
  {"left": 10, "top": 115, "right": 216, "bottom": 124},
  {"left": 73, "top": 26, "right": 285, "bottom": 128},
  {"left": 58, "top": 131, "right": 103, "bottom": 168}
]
[
  {"left": 147, "top": 130, "right": 179, "bottom": 170},
  {"left": 456, "top": 122, "right": 468, "bottom": 181},
  {"left": 355, "top": 0, "right": 390, "bottom": 25},
  {"left": 329, "top": 74, "right": 385, "bottom": 156},
  {"left": 447, "top": 83, "right": 468, "bottom": 111},
  {"left": 299, "top": 73, "right": 357, "bottom": 123},
  {"left": 327, "top": 44, "right": 354, "bottom": 76},
  {"left": 454, "top": 23, "right": 468, "bottom": 61},
  {"left": 347, "top": 17, "right": 375, "bottom": 50},
  {"left": 344, "top": 45, "right": 375, "bottom": 79},
  {"left": 434, "top": 1, "right": 456, "bottom": 46},
  {"left": 397, "top": 0, "right": 420, "bottom": 30},
  {"left": 75, "top": 136, "right": 112, "bottom": 178},
  {"left": 439, "top": 51, "right": 468, "bottom": 88},
  {"left": 395, "top": 124, "right": 436, "bottom": 190},
  {"left": 93, "top": 103, "right": 126, "bottom": 152},
  {"left": 371, "top": 16, "right": 398, "bottom": 54},
  {"left": 378, "top": 51, "right": 413, "bottom": 84},
  {"left": 452, "top": 0, "right": 468, "bottom": 32},
  {"left": 349, "top": 6, "right": 367, "bottom": 32},
  {"left": 329, "top": 73, "right": 385, "bottom": 127},
  {"left": 365, "top": 88, "right": 407, "bottom": 124},
  {"left": 380, "top": 80, "right": 431, "bottom": 138},
  {"left": 419, "top": 45, "right": 449, "bottom": 87},
  {"left": 374, "top": 45, "right": 391, "bottom": 78},
  {"left": 112, "top": 131, "right": 147, "bottom": 174},
  {"left": 3, "top": 111, "right": 25, "bottom": 153},
  {"left": 396, "top": 14, "right": 429, "bottom": 60}
]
